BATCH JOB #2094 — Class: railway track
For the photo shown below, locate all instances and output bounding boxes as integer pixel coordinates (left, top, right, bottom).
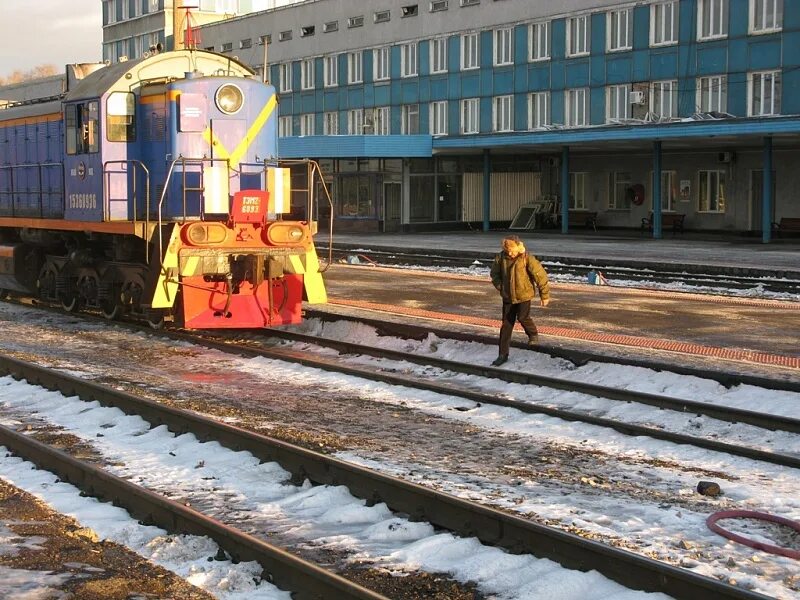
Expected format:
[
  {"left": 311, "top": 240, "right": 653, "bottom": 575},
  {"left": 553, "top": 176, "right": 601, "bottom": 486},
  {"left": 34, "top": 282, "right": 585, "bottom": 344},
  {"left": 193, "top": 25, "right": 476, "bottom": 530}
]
[
  {"left": 329, "top": 247, "right": 800, "bottom": 297},
  {"left": 0, "top": 353, "right": 776, "bottom": 600}
]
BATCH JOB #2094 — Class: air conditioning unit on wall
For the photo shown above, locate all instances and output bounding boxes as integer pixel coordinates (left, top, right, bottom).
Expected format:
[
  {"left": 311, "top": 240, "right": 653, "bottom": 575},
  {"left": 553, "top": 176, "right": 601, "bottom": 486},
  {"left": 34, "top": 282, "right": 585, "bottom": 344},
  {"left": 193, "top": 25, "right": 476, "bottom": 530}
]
[{"left": 630, "top": 91, "right": 646, "bottom": 105}]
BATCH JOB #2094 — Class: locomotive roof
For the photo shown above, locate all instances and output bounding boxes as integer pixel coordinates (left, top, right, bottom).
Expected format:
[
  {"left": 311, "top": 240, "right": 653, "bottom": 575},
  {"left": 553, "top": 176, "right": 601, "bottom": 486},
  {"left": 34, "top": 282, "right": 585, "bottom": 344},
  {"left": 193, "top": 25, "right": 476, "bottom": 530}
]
[{"left": 64, "top": 49, "right": 255, "bottom": 102}]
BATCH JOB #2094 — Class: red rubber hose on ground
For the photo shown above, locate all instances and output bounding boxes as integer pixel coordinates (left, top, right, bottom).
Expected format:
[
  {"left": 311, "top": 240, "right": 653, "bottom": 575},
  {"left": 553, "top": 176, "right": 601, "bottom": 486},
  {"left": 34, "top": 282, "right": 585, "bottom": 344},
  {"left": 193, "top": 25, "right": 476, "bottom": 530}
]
[{"left": 706, "top": 510, "right": 800, "bottom": 560}]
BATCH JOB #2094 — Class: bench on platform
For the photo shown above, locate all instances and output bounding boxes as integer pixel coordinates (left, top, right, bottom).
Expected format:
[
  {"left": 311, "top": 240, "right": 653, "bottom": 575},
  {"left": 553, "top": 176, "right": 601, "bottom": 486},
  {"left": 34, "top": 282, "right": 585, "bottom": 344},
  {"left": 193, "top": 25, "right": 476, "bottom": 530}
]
[
  {"left": 566, "top": 210, "right": 598, "bottom": 231},
  {"left": 641, "top": 212, "right": 685, "bottom": 235},
  {"left": 772, "top": 217, "right": 800, "bottom": 237}
]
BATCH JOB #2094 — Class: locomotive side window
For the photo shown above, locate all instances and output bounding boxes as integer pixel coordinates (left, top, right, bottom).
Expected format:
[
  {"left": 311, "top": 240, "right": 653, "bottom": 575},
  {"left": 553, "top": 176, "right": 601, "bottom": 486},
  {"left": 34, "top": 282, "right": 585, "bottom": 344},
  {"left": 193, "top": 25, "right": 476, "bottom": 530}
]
[
  {"left": 65, "top": 101, "right": 100, "bottom": 155},
  {"left": 107, "top": 92, "right": 136, "bottom": 142}
]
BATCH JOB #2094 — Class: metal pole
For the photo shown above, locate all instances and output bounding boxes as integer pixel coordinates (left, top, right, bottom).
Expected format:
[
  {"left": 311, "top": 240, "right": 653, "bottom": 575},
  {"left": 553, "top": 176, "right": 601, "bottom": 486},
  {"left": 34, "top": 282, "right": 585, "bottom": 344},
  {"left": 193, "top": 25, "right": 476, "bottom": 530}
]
[
  {"left": 762, "top": 136, "right": 773, "bottom": 244},
  {"left": 482, "top": 149, "right": 490, "bottom": 232},
  {"left": 653, "top": 140, "right": 662, "bottom": 239},
  {"left": 560, "top": 146, "right": 569, "bottom": 234}
]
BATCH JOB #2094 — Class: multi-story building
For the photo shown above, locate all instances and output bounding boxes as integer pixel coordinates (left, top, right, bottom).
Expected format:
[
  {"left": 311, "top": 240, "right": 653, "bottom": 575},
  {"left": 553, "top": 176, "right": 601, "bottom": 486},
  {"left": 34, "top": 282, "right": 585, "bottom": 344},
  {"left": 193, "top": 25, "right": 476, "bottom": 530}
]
[
  {"left": 177, "top": 1, "right": 798, "bottom": 237},
  {"left": 101, "top": 0, "right": 305, "bottom": 64}
]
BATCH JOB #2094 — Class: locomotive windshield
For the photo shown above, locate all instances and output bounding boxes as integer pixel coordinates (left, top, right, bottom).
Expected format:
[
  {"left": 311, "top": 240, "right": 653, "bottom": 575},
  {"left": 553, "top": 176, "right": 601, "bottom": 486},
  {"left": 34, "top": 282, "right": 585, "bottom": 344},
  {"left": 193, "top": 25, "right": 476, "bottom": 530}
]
[
  {"left": 65, "top": 101, "right": 99, "bottom": 154},
  {"left": 106, "top": 92, "right": 136, "bottom": 142}
]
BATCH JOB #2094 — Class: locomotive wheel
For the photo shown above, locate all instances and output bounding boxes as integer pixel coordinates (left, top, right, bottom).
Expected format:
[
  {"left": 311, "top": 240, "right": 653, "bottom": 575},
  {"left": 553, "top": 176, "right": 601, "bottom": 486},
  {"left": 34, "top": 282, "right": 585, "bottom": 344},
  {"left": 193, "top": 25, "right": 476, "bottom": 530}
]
[
  {"left": 36, "top": 263, "right": 58, "bottom": 302},
  {"left": 145, "top": 310, "right": 165, "bottom": 330},
  {"left": 0, "top": 289, "right": 9, "bottom": 300},
  {"left": 61, "top": 290, "right": 84, "bottom": 313},
  {"left": 100, "top": 272, "right": 123, "bottom": 321}
]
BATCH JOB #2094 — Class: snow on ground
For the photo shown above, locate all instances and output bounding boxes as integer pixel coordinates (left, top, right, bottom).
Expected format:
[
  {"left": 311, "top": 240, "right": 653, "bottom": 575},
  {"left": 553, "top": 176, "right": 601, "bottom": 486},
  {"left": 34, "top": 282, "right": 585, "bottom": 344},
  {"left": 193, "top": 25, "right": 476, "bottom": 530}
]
[{"left": 0, "top": 377, "right": 670, "bottom": 600}]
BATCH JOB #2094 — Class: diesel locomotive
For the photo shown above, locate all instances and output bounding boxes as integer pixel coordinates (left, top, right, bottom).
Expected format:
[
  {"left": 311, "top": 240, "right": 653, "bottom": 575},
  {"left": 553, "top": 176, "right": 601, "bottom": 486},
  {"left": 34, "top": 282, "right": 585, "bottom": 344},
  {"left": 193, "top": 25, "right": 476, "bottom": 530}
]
[{"left": 0, "top": 49, "right": 327, "bottom": 329}]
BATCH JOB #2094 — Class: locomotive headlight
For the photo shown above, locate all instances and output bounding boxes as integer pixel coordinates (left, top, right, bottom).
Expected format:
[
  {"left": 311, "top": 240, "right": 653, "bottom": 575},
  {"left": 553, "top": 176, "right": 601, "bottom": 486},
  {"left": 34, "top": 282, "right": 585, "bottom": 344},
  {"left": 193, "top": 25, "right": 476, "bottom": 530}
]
[
  {"left": 266, "top": 223, "right": 308, "bottom": 245},
  {"left": 215, "top": 84, "right": 244, "bottom": 114}
]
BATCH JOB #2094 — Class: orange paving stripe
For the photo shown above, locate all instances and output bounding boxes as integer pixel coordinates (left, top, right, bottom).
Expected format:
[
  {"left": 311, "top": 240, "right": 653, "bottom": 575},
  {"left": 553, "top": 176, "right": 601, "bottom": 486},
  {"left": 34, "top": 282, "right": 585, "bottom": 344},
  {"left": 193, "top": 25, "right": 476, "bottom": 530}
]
[{"left": 329, "top": 298, "right": 800, "bottom": 370}]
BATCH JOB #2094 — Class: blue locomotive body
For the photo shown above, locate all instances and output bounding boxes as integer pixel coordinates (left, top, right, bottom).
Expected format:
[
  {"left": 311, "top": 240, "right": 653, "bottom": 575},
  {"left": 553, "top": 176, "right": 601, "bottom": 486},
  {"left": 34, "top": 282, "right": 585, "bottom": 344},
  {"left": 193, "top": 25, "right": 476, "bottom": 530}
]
[{"left": 0, "top": 50, "right": 327, "bottom": 328}]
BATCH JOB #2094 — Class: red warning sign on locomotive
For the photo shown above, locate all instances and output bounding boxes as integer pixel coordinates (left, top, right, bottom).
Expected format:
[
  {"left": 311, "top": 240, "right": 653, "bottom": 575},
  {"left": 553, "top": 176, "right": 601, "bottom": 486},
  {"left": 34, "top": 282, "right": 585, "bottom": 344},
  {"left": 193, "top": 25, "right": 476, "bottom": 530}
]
[{"left": 231, "top": 189, "right": 269, "bottom": 223}]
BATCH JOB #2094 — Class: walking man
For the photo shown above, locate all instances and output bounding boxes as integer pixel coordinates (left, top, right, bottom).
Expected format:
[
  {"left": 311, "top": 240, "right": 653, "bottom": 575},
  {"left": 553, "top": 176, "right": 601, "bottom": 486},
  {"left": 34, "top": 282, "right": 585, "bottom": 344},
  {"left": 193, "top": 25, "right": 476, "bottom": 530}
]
[{"left": 489, "top": 235, "right": 550, "bottom": 366}]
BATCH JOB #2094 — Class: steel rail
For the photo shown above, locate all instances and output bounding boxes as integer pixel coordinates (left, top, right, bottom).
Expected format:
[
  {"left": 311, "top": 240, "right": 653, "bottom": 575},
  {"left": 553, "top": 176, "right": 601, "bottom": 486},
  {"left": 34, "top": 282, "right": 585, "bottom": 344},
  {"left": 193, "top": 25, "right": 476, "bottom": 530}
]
[
  {"left": 0, "top": 354, "right": 772, "bottom": 600},
  {"left": 267, "top": 323, "right": 800, "bottom": 435},
  {"left": 304, "top": 308, "right": 800, "bottom": 393},
  {"left": 0, "top": 423, "right": 389, "bottom": 600}
]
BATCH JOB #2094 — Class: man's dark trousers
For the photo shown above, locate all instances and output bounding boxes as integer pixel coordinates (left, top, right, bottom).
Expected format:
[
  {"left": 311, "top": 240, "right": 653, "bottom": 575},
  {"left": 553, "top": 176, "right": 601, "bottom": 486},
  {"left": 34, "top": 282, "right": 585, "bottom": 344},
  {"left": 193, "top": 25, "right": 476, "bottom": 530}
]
[{"left": 499, "top": 300, "right": 538, "bottom": 357}]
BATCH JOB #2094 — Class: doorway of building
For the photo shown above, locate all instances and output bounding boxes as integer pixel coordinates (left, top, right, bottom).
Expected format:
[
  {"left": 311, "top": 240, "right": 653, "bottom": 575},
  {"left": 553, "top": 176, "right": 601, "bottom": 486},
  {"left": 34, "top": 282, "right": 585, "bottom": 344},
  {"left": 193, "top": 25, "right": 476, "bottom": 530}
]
[
  {"left": 436, "top": 176, "right": 460, "bottom": 222},
  {"left": 383, "top": 182, "right": 401, "bottom": 232},
  {"left": 750, "top": 170, "right": 776, "bottom": 232}
]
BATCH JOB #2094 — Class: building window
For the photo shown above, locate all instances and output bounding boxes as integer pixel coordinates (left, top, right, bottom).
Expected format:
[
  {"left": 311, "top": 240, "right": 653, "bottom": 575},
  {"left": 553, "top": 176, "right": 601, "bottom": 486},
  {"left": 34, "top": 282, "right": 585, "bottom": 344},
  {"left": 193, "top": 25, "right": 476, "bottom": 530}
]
[
  {"left": 698, "top": 170, "right": 726, "bottom": 212},
  {"left": 279, "top": 63, "right": 292, "bottom": 93},
  {"left": 221, "top": 42, "right": 233, "bottom": 52},
  {"left": 461, "top": 32, "right": 479, "bottom": 70},
  {"left": 698, "top": 0, "right": 728, "bottom": 40},
  {"left": 651, "top": 1, "right": 678, "bottom": 45},
  {"left": 324, "top": 111, "right": 338, "bottom": 135},
  {"left": 607, "top": 8, "right": 632, "bottom": 51},
  {"left": 565, "top": 88, "right": 588, "bottom": 127},
  {"left": 697, "top": 75, "right": 727, "bottom": 112},
  {"left": 372, "top": 106, "right": 390, "bottom": 135},
  {"left": 528, "top": 92, "right": 550, "bottom": 129},
  {"left": 609, "top": 172, "right": 632, "bottom": 209},
  {"left": 606, "top": 84, "right": 631, "bottom": 122},
  {"left": 402, "top": 5, "right": 419, "bottom": 17},
  {"left": 279, "top": 30, "right": 292, "bottom": 42},
  {"left": 258, "top": 34, "right": 271, "bottom": 45},
  {"left": 374, "top": 47, "right": 391, "bottom": 81},
  {"left": 347, "top": 108, "right": 364, "bottom": 134},
  {"left": 492, "top": 95, "right": 513, "bottom": 132},
  {"left": 494, "top": 27, "right": 513, "bottom": 66},
  {"left": 570, "top": 172, "right": 588, "bottom": 210},
  {"left": 461, "top": 98, "right": 479, "bottom": 134},
  {"left": 401, "top": 42, "right": 418, "bottom": 77},
  {"left": 529, "top": 21, "right": 550, "bottom": 61},
  {"left": 750, "top": 0, "right": 782, "bottom": 33},
  {"left": 323, "top": 21, "right": 338, "bottom": 33},
  {"left": 567, "top": 15, "right": 589, "bottom": 57},
  {"left": 430, "top": 0, "right": 448, "bottom": 12},
  {"left": 651, "top": 80, "right": 678, "bottom": 118},
  {"left": 347, "top": 15, "right": 364, "bottom": 28},
  {"left": 278, "top": 116, "right": 292, "bottom": 137},
  {"left": 324, "top": 55, "right": 338, "bottom": 87},
  {"left": 239, "top": 38, "right": 252, "bottom": 49},
  {"left": 300, "top": 59, "right": 314, "bottom": 90},
  {"left": 374, "top": 10, "right": 390, "bottom": 23},
  {"left": 749, "top": 70, "right": 781, "bottom": 116},
  {"left": 301, "top": 25, "right": 315, "bottom": 37},
  {"left": 300, "top": 113, "right": 315, "bottom": 136},
  {"left": 430, "top": 37, "right": 448, "bottom": 74},
  {"left": 402, "top": 104, "right": 420, "bottom": 134},
  {"left": 430, "top": 101, "right": 448, "bottom": 135},
  {"left": 347, "top": 51, "right": 363, "bottom": 84},
  {"left": 654, "top": 171, "right": 677, "bottom": 212}
]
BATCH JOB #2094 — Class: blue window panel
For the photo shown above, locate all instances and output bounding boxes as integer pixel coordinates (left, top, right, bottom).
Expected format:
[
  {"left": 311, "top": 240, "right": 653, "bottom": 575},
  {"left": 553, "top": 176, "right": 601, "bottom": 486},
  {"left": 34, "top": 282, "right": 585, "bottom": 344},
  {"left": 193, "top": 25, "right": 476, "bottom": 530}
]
[
  {"left": 677, "top": 77, "right": 696, "bottom": 116},
  {"left": 632, "top": 50, "right": 649, "bottom": 81},
  {"left": 514, "top": 24, "right": 528, "bottom": 64},
  {"left": 374, "top": 84, "right": 391, "bottom": 105},
  {"left": 551, "top": 90, "right": 565, "bottom": 124},
  {"left": 480, "top": 97, "right": 492, "bottom": 132},
  {"left": 292, "top": 62, "right": 300, "bottom": 91},
  {"left": 348, "top": 88, "right": 364, "bottom": 108},
  {"left": 481, "top": 68, "right": 494, "bottom": 95},
  {"left": 364, "top": 85, "right": 375, "bottom": 108},
  {"left": 787, "top": 0, "right": 800, "bottom": 29},
  {"left": 783, "top": 71, "right": 800, "bottom": 115},
  {"left": 315, "top": 57, "right": 324, "bottom": 88},
  {"left": 728, "top": 37, "right": 748, "bottom": 70},
  {"left": 300, "top": 94, "right": 315, "bottom": 113},
  {"left": 551, "top": 19, "right": 566, "bottom": 60},
  {"left": 678, "top": 0, "right": 695, "bottom": 44},
  {"left": 448, "top": 74, "right": 461, "bottom": 99},
  {"left": 419, "top": 40, "right": 430, "bottom": 77},
  {"left": 529, "top": 65, "right": 550, "bottom": 91},
  {"left": 727, "top": 72, "right": 748, "bottom": 117},
  {"left": 364, "top": 49, "right": 374, "bottom": 84},
  {"left": 604, "top": 56, "right": 631, "bottom": 84},
  {"left": 431, "top": 77, "right": 448, "bottom": 101},
  {"left": 338, "top": 54, "right": 347, "bottom": 83},
  {"left": 785, "top": 33, "right": 800, "bottom": 67},
  {"left": 748, "top": 39, "right": 782, "bottom": 70},
  {"left": 729, "top": 0, "right": 749, "bottom": 37},
  {"left": 391, "top": 105, "right": 401, "bottom": 135},
  {"left": 324, "top": 90, "right": 339, "bottom": 109},
  {"left": 461, "top": 73, "right": 480, "bottom": 96},
  {"left": 480, "top": 31, "right": 493, "bottom": 68},
  {"left": 514, "top": 92, "right": 527, "bottom": 131},
  {"left": 420, "top": 101, "right": 430, "bottom": 133},
  {"left": 591, "top": 55, "right": 606, "bottom": 86},
  {"left": 270, "top": 64, "right": 279, "bottom": 85},
  {"left": 448, "top": 36, "right": 460, "bottom": 72},
  {"left": 280, "top": 97, "right": 293, "bottom": 115},
  {"left": 401, "top": 80, "right": 419, "bottom": 104},
  {"left": 315, "top": 92, "right": 325, "bottom": 112},
  {"left": 551, "top": 63, "right": 566, "bottom": 90},
  {"left": 650, "top": 49, "right": 678, "bottom": 79},
  {"left": 696, "top": 45, "right": 728, "bottom": 75},
  {"left": 590, "top": 86, "right": 605, "bottom": 125},
  {"left": 447, "top": 99, "right": 459, "bottom": 134},
  {"left": 391, "top": 81, "right": 402, "bottom": 102},
  {"left": 590, "top": 13, "right": 604, "bottom": 55},
  {"left": 315, "top": 113, "right": 324, "bottom": 135},
  {"left": 633, "top": 6, "right": 649, "bottom": 50},
  {"left": 391, "top": 46, "right": 401, "bottom": 80},
  {"left": 494, "top": 69, "right": 514, "bottom": 94},
  {"left": 514, "top": 65, "right": 529, "bottom": 92},
  {"left": 419, "top": 78, "right": 432, "bottom": 102},
  {"left": 678, "top": 40, "right": 696, "bottom": 78}
]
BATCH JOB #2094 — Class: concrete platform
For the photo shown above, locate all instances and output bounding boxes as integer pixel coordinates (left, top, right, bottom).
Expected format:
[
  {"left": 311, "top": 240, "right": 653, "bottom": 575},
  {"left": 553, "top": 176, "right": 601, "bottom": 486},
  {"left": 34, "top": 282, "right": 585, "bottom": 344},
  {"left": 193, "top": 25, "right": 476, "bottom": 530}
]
[{"left": 320, "top": 229, "right": 800, "bottom": 276}]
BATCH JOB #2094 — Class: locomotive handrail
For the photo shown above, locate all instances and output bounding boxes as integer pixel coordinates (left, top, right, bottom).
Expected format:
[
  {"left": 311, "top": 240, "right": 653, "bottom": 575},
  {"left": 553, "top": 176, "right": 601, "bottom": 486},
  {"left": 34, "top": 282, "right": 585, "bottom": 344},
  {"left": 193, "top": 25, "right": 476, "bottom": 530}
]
[
  {"left": 0, "top": 162, "right": 64, "bottom": 218},
  {"left": 102, "top": 160, "right": 151, "bottom": 258}
]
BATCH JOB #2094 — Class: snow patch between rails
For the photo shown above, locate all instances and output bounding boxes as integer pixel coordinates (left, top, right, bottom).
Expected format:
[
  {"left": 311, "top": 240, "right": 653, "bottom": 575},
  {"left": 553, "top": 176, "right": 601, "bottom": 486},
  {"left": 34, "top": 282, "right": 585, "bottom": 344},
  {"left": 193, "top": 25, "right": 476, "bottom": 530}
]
[{"left": 0, "top": 377, "right": 670, "bottom": 600}]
